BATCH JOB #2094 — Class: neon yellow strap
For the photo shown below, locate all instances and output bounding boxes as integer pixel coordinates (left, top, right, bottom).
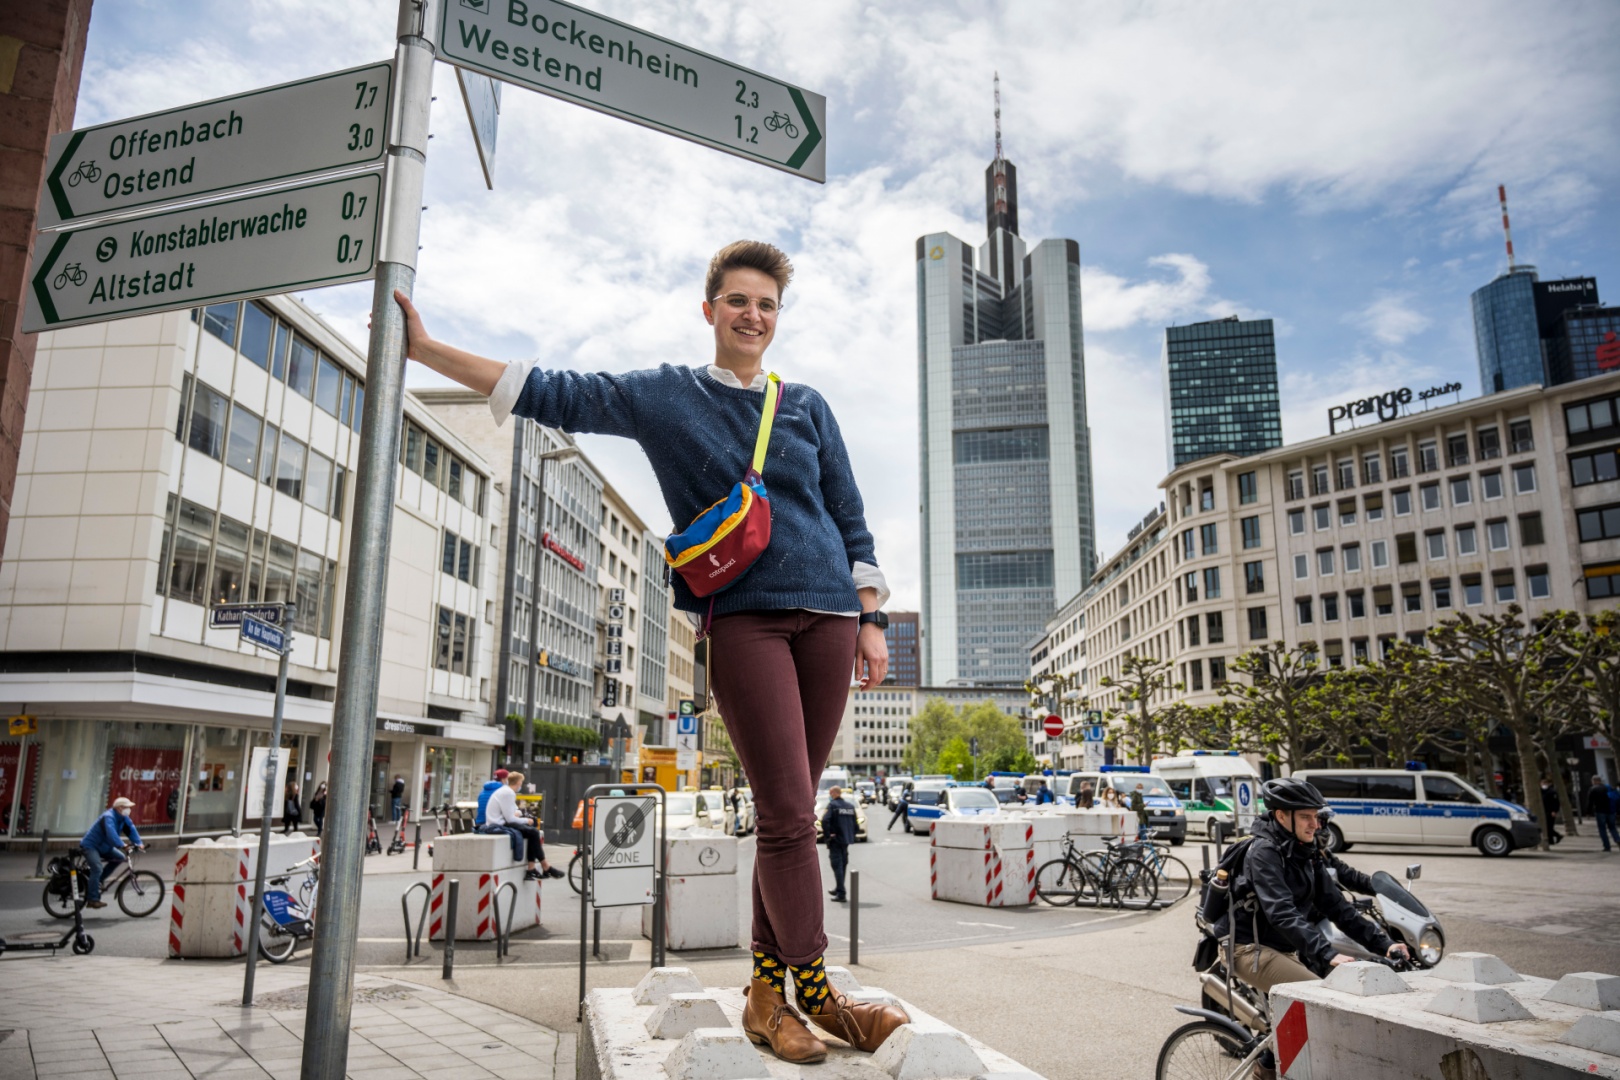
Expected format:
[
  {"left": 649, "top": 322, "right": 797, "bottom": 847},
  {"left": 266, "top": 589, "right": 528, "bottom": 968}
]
[{"left": 751, "top": 373, "right": 781, "bottom": 475}]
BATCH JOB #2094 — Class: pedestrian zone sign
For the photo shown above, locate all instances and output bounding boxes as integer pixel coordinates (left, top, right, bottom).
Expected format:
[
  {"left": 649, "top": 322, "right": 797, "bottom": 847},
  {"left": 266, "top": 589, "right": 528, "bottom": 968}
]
[{"left": 591, "top": 795, "right": 656, "bottom": 908}]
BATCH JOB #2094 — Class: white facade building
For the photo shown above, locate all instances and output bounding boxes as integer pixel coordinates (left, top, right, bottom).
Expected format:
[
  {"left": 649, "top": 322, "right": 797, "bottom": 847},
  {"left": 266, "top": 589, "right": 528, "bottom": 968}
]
[{"left": 0, "top": 297, "right": 501, "bottom": 841}]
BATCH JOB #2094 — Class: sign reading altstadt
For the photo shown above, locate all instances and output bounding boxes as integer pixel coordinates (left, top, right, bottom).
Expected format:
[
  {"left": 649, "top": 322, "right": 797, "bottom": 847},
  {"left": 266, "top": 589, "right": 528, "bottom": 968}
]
[{"left": 23, "top": 172, "right": 381, "bottom": 333}]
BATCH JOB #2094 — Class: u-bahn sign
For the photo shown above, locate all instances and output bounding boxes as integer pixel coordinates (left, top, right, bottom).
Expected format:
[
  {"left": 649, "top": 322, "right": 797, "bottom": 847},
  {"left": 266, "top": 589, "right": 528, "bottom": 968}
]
[{"left": 439, "top": 0, "right": 826, "bottom": 182}]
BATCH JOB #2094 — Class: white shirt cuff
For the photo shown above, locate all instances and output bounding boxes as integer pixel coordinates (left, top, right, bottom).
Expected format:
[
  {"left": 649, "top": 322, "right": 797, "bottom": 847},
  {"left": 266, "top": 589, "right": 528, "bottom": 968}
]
[
  {"left": 852, "top": 562, "right": 889, "bottom": 609},
  {"left": 489, "top": 359, "right": 539, "bottom": 426}
]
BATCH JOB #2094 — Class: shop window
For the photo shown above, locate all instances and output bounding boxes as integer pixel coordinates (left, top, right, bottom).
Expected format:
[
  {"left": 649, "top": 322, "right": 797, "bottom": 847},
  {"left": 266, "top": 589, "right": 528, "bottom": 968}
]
[{"left": 185, "top": 726, "right": 248, "bottom": 833}]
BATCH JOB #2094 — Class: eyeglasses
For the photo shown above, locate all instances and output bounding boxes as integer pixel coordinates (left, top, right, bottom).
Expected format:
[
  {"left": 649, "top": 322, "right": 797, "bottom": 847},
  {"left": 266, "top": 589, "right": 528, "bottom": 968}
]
[{"left": 710, "top": 292, "right": 782, "bottom": 316}]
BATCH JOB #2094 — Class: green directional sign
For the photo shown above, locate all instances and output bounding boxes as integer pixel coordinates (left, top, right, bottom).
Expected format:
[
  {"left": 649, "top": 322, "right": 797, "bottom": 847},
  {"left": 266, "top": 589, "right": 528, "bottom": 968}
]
[
  {"left": 36, "top": 60, "right": 393, "bottom": 230},
  {"left": 22, "top": 171, "right": 381, "bottom": 334},
  {"left": 439, "top": 0, "right": 825, "bottom": 183}
]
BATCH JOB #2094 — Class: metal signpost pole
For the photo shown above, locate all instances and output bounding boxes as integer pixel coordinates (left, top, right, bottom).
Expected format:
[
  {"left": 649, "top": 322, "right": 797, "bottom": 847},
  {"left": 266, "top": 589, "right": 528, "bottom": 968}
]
[
  {"left": 300, "top": 2, "right": 433, "bottom": 1075},
  {"left": 243, "top": 606, "right": 293, "bottom": 1005}
]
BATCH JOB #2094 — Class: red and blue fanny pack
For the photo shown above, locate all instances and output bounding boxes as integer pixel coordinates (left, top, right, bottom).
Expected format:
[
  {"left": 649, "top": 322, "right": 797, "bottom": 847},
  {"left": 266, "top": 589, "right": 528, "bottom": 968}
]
[{"left": 664, "top": 373, "right": 782, "bottom": 604}]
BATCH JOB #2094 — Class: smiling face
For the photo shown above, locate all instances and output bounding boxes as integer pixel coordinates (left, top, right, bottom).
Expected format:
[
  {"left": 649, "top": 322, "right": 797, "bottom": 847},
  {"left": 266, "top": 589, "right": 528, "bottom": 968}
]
[{"left": 703, "top": 266, "right": 779, "bottom": 367}]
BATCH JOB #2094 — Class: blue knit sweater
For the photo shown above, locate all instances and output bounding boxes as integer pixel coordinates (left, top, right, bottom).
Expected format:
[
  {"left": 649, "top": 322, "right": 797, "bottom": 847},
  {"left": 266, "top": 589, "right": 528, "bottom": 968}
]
[{"left": 511, "top": 364, "right": 878, "bottom": 616}]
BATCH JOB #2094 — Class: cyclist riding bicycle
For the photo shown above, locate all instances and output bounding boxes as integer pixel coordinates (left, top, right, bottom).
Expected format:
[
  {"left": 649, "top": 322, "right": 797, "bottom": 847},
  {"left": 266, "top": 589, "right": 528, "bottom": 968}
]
[{"left": 81, "top": 797, "right": 145, "bottom": 909}]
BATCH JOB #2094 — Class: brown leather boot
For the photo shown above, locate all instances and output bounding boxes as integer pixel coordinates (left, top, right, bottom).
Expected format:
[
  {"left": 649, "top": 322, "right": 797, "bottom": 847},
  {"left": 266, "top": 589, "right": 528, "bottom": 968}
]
[
  {"left": 742, "top": 978, "right": 827, "bottom": 1064},
  {"left": 802, "top": 986, "right": 910, "bottom": 1053}
]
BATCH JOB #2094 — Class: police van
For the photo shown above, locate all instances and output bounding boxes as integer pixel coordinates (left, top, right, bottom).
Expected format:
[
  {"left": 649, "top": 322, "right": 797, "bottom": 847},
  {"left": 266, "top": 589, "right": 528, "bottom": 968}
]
[
  {"left": 1291, "top": 766, "right": 1540, "bottom": 857},
  {"left": 1151, "top": 751, "right": 1264, "bottom": 843}
]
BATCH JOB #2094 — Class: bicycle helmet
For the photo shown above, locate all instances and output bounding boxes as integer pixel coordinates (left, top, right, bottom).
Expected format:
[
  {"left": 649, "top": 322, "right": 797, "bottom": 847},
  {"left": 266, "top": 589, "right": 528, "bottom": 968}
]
[{"left": 1260, "top": 777, "right": 1326, "bottom": 811}]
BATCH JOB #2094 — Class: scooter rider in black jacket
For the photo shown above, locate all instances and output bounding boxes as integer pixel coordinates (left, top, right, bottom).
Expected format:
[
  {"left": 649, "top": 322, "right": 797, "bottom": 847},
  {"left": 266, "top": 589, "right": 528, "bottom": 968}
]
[{"left": 1227, "top": 778, "right": 1408, "bottom": 996}]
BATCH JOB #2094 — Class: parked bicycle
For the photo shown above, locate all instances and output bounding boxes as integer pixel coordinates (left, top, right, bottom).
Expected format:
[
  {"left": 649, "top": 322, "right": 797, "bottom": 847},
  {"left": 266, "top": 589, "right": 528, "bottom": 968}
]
[
  {"left": 1035, "top": 834, "right": 1159, "bottom": 909},
  {"left": 43, "top": 845, "right": 165, "bottom": 919},
  {"left": 1116, "top": 837, "right": 1194, "bottom": 903},
  {"left": 258, "top": 853, "right": 320, "bottom": 963}
]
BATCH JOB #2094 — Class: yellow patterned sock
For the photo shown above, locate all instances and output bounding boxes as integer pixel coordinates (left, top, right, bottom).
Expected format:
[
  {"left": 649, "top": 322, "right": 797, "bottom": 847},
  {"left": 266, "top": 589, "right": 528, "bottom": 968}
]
[
  {"left": 752, "top": 951, "right": 785, "bottom": 995},
  {"left": 790, "top": 955, "right": 833, "bottom": 1015}
]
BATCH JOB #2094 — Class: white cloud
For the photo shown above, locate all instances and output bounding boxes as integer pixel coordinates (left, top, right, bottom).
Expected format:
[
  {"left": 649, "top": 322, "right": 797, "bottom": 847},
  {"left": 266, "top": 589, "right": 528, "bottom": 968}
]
[
  {"left": 1279, "top": 350, "right": 1446, "bottom": 446},
  {"left": 1348, "top": 294, "right": 1432, "bottom": 346}
]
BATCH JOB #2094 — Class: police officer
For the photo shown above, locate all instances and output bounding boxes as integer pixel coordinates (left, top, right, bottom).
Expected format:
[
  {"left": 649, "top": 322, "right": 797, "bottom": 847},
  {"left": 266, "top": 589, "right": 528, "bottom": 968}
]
[{"left": 822, "top": 786, "right": 858, "bottom": 902}]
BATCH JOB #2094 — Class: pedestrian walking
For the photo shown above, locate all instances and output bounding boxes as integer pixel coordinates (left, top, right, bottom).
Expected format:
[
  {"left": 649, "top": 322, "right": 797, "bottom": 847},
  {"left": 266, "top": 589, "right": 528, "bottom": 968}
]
[
  {"left": 80, "top": 797, "right": 144, "bottom": 909},
  {"left": 887, "top": 782, "right": 913, "bottom": 831},
  {"left": 309, "top": 782, "right": 327, "bottom": 837},
  {"left": 283, "top": 781, "right": 302, "bottom": 835},
  {"left": 1540, "top": 777, "right": 1563, "bottom": 845},
  {"left": 822, "top": 786, "right": 857, "bottom": 902},
  {"left": 1076, "top": 782, "right": 1095, "bottom": 809},
  {"left": 1587, "top": 775, "right": 1618, "bottom": 853},
  {"left": 386, "top": 240, "right": 908, "bottom": 1063},
  {"left": 1034, "top": 779, "right": 1054, "bottom": 805},
  {"left": 390, "top": 775, "right": 406, "bottom": 823}
]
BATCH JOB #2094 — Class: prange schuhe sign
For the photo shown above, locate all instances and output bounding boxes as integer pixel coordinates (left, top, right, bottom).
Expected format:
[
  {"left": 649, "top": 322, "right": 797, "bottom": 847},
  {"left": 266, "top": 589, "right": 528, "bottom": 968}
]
[{"left": 1326, "top": 381, "right": 1463, "bottom": 435}]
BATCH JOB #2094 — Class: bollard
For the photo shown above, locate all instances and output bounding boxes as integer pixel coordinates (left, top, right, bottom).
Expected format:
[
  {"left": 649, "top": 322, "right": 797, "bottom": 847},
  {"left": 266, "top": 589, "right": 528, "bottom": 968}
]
[
  {"left": 593, "top": 908, "right": 602, "bottom": 960},
  {"left": 34, "top": 829, "right": 50, "bottom": 877},
  {"left": 850, "top": 870, "right": 859, "bottom": 966},
  {"left": 1202, "top": 845, "right": 1211, "bottom": 874},
  {"left": 413, "top": 821, "right": 422, "bottom": 870},
  {"left": 442, "top": 879, "right": 459, "bottom": 979}
]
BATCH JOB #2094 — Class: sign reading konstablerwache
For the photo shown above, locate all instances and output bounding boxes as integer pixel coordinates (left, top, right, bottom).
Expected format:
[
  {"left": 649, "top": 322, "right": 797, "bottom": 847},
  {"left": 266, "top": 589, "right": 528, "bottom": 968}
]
[
  {"left": 23, "top": 171, "right": 381, "bottom": 334},
  {"left": 36, "top": 60, "right": 393, "bottom": 230},
  {"left": 439, "top": 0, "right": 826, "bottom": 183}
]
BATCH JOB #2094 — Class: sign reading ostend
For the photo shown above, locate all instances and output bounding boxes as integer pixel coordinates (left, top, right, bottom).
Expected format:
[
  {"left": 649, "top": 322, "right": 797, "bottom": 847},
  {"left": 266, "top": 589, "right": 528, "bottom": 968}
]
[
  {"left": 37, "top": 61, "right": 393, "bottom": 230},
  {"left": 23, "top": 171, "right": 381, "bottom": 333},
  {"left": 439, "top": 0, "right": 825, "bottom": 183}
]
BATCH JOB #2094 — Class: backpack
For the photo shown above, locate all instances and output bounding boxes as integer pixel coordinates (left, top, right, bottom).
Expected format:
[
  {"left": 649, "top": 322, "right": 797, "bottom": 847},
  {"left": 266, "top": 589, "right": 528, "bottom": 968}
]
[{"left": 1196, "top": 834, "right": 1257, "bottom": 926}]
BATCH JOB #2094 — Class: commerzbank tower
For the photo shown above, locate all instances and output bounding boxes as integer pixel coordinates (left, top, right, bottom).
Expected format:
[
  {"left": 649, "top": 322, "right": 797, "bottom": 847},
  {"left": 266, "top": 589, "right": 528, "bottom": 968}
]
[{"left": 916, "top": 79, "right": 1095, "bottom": 686}]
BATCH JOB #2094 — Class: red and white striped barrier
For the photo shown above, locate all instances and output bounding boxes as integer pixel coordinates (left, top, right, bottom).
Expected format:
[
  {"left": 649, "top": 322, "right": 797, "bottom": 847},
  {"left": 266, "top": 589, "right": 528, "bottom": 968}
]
[
  {"left": 165, "top": 835, "right": 316, "bottom": 958},
  {"left": 429, "top": 866, "right": 540, "bottom": 941}
]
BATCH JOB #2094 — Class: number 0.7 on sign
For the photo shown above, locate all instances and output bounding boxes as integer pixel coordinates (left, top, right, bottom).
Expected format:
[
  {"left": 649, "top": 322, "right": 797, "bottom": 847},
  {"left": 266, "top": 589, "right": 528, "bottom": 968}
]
[
  {"left": 23, "top": 172, "right": 381, "bottom": 334},
  {"left": 38, "top": 60, "right": 392, "bottom": 230}
]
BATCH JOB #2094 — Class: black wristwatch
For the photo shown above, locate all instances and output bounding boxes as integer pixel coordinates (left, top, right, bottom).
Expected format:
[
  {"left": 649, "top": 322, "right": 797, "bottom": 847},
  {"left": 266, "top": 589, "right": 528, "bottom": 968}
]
[{"left": 859, "top": 611, "right": 888, "bottom": 630}]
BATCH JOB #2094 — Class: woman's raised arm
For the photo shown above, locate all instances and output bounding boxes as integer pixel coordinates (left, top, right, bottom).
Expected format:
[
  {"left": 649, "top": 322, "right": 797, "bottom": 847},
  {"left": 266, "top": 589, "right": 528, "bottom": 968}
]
[{"left": 390, "top": 289, "right": 507, "bottom": 396}]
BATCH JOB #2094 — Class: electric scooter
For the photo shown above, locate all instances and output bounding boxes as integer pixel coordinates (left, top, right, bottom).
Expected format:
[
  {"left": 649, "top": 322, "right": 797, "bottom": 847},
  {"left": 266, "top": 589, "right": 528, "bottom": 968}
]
[
  {"left": 1322, "top": 862, "right": 1445, "bottom": 967},
  {"left": 1, "top": 860, "right": 94, "bottom": 957}
]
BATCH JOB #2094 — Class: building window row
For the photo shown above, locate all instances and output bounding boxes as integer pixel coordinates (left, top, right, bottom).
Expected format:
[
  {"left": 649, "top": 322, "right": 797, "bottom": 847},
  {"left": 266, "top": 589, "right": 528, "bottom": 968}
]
[
  {"left": 435, "top": 605, "right": 477, "bottom": 676},
  {"left": 402, "top": 419, "right": 487, "bottom": 513},
  {"left": 196, "top": 302, "right": 363, "bottom": 427},
  {"left": 440, "top": 528, "right": 481, "bottom": 584},
  {"left": 1285, "top": 421, "right": 1534, "bottom": 503},
  {"left": 1293, "top": 569, "right": 1548, "bottom": 628}
]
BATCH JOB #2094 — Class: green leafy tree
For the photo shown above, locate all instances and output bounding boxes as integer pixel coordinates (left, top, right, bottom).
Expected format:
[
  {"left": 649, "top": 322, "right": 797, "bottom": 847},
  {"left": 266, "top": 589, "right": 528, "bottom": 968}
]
[
  {"left": 958, "top": 700, "right": 1028, "bottom": 763},
  {"left": 903, "top": 698, "right": 961, "bottom": 774},
  {"left": 1424, "top": 607, "right": 1586, "bottom": 851},
  {"left": 935, "top": 737, "right": 976, "bottom": 781},
  {"left": 986, "top": 744, "right": 1039, "bottom": 774},
  {"left": 1571, "top": 609, "right": 1620, "bottom": 758},
  {"left": 1098, "top": 655, "right": 1182, "bottom": 764},
  {"left": 1221, "top": 640, "right": 1322, "bottom": 770},
  {"left": 1157, "top": 700, "right": 1245, "bottom": 754}
]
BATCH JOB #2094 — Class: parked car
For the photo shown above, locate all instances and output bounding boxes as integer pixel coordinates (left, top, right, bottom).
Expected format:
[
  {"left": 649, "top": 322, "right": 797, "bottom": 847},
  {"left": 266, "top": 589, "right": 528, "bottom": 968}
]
[
  {"left": 905, "top": 785, "right": 1001, "bottom": 834},
  {"left": 1291, "top": 767, "right": 1539, "bottom": 857}
]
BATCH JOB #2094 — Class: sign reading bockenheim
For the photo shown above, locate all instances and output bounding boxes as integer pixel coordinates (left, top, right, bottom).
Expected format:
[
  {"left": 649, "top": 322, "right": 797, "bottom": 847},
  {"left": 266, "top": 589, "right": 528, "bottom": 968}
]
[
  {"left": 439, "top": 0, "right": 826, "bottom": 183},
  {"left": 23, "top": 171, "right": 382, "bottom": 333},
  {"left": 36, "top": 61, "right": 393, "bottom": 230}
]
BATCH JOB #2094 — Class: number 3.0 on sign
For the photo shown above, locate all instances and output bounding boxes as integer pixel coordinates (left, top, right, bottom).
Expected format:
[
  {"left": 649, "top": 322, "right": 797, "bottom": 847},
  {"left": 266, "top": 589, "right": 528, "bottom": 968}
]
[{"left": 24, "top": 172, "right": 381, "bottom": 333}]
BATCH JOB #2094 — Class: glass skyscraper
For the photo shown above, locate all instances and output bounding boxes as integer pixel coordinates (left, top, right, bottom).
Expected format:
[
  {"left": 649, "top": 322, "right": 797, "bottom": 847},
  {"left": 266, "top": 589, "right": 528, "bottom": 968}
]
[
  {"left": 1161, "top": 316, "right": 1283, "bottom": 470},
  {"left": 916, "top": 153, "right": 1094, "bottom": 686},
  {"left": 1472, "top": 266, "right": 1543, "bottom": 392}
]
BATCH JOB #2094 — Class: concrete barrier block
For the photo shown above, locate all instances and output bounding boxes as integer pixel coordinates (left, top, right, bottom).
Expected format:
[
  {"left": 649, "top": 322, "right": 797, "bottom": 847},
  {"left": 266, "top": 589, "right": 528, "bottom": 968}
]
[
  {"left": 1430, "top": 951, "right": 1521, "bottom": 985},
  {"left": 1025, "top": 814, "right": 1067, "bottom": 843},
  {"left": 641, "top": 873, "right": 740, "bottom": 950},
  {"left": 427, "top": 868, "right": 539, "bottom": 941},
  {"left": 871, "top": 1019, "right": 987, "bottom": 1079},
  {"left": 645, "top": 993, "right": 729, "bottom": 1041},
  {"left": 1053, "top": 809, "right": 1131, "bottom": 836},
  {"left": 661, "top": 1029, "right": 769, "bottom": 1080},
  {"left": 432, "top": 833, "right": 520, "bottom": 872},
  {"left": 663, "top": 831, "right": 738, "bottom": 876},
  {"left": 633, "top": 967, "right": 704, "bottom": 1006},
  {"left": 1321, "top": 962, "right": 1412, "bottom": 997},
  {"left": 1558, "top": 1011, "right": 1620, "bottom": 1057},
  {"left": 929, "top": 845, "right": 1033, "bottom": 908},
  {"left": 824, "top": 966, "right": 863, "bottom": 994},
  {"left": 172, "top": 834, "right": 318, "bottom": 885},
  {"left": 1545, "top": 972, "right": 1620, "bottom": 1011},
  {"left": 1423, "top": 983, "right": 1535, "bottom": 1024}
]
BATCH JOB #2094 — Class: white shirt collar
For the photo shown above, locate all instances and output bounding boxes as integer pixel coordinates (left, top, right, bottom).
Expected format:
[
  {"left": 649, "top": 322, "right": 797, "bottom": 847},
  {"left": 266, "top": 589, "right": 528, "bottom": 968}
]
[{"left": 706, "top": 365, "right": 769, "bottom": 391}]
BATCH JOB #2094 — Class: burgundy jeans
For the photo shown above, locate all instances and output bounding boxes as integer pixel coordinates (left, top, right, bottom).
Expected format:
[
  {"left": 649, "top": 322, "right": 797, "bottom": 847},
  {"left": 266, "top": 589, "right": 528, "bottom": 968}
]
[{"left": 709, "top": 610, "right": 856, "bottom": 965}]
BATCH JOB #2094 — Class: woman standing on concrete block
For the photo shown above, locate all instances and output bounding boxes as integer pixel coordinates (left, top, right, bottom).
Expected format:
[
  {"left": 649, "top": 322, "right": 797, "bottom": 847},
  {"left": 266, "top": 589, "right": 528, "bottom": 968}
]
[{"left": 388, "top": 241, "right": 908, "bottom": 1062}]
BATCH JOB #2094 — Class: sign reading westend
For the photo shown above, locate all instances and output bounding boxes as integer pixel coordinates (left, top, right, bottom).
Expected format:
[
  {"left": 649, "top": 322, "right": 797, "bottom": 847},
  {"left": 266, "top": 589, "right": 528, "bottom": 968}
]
[
  {"left": 23, "top": 172, "right": 382, "bottom": 333},
  {"left": 37, "top": 61, "right": 393, "bottom": 230},
  {"left": 439, "top": 0, "right": 826, "bottom": 183}
]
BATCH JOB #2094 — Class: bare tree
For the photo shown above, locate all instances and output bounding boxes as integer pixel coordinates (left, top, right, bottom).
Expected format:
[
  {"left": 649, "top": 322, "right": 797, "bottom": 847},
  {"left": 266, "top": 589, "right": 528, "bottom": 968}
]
[
  {"left": 1099, "top": 654, "right": 1182, "bottom": 765},
  {"left": 1221, "top": 640, "right": 1323, "bottom": 771}
]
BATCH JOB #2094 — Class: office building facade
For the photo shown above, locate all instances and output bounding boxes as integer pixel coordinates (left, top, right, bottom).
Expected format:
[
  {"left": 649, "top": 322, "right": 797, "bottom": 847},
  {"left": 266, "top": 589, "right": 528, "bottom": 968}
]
[
  {"left": 1473, "top": 269, "right": 1604, "bottom": 393},
  {"left": 0, "top": 299, "right": 503, "bottom": 842},
  {"left": 883, "top": 611, "right": 920, "bottom": 686},
  {"left": 917, "top": 151, "right": 1095, "bottom": 686},
  {"left": 1162, "top": 316, "right": 1283, "bottom": 469}
]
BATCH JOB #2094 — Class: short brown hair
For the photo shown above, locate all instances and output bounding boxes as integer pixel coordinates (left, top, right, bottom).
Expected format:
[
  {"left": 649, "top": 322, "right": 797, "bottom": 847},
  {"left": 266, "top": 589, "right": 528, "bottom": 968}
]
[{"left": 705, "top": 240, "right": 793, "bottom": 301}]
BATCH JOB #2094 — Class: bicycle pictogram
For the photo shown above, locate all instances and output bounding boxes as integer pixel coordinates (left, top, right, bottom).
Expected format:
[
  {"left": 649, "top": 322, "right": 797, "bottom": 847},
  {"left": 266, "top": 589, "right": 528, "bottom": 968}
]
[
  {"left": 53, "top": 263, "right": 88, "bottom": 289},
  {"left": 763, "top": 111, "right": 799, "bottom": 140},
  {"left": 67, "top": 161, "right": 102, "bottom": 187}
]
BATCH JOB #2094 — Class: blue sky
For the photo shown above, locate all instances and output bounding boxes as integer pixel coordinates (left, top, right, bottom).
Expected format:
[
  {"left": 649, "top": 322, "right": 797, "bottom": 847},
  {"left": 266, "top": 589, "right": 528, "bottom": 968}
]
[{"left": 76, "top": 0, "right": 1620, "bottom": 609}]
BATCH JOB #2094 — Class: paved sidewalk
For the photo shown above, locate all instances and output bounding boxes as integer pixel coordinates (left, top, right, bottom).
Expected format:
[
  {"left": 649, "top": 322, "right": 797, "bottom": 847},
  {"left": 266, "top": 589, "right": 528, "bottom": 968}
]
[{"left": 0, "top": 956, "right": 572, "bottom": 1080}]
